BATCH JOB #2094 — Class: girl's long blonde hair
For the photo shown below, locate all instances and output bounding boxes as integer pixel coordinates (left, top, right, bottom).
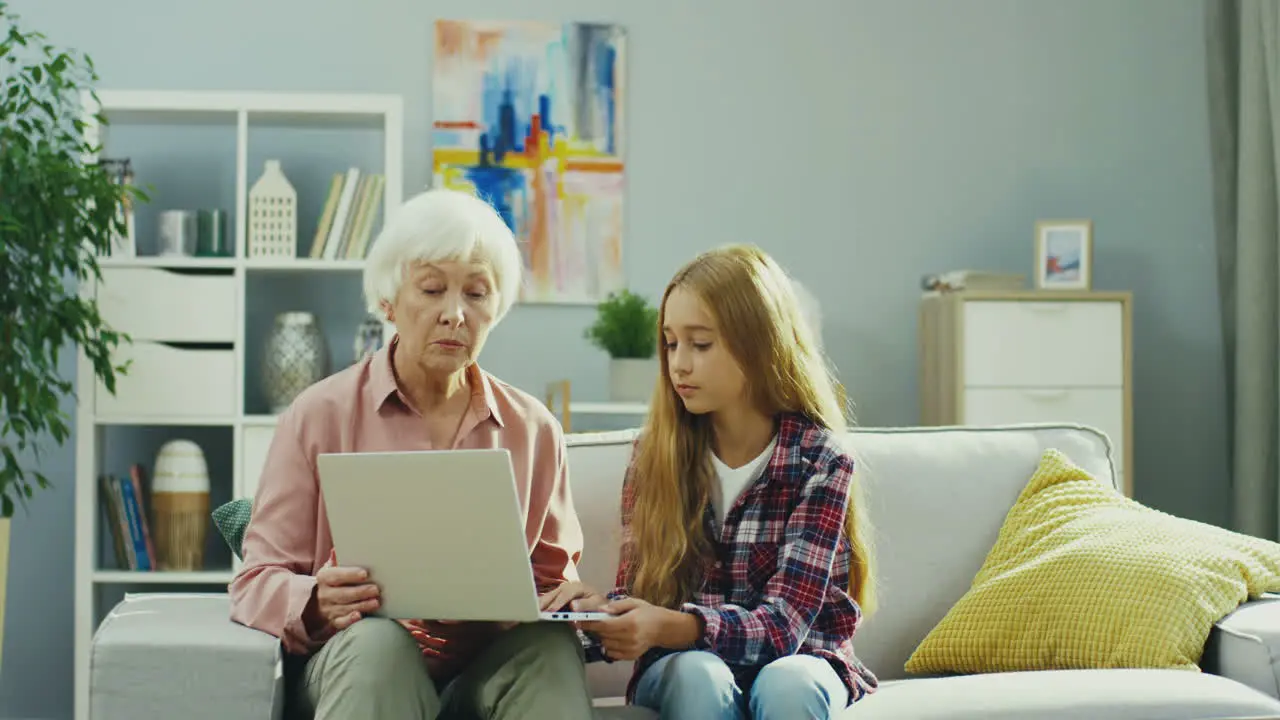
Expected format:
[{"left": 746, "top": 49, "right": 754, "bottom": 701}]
[{"left": 624, "top": 244, "right": 876, "bottom": 615}]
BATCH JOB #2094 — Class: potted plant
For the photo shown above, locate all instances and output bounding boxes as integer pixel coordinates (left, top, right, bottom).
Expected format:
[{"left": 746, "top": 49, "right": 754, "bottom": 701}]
[
  {"left": 0, "top": 1, "right": 141, "bottom": 669},
  {"left": 584, "top": 289, "right": 661, "bottom": 403}
]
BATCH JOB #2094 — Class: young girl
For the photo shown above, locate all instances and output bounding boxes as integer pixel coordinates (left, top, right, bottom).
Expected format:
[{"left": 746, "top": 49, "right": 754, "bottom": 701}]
[{"left": 553, "top": 244, "right": 878, "bottom": 719}]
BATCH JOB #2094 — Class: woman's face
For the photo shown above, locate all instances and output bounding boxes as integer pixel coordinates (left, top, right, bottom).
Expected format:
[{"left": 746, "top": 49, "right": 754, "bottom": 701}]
[
  {"left": 661, "top": 286, "right": 748, "bottom": 416},
  {"left": 384, "top": 258, "right": 500, "bottom": 377}
]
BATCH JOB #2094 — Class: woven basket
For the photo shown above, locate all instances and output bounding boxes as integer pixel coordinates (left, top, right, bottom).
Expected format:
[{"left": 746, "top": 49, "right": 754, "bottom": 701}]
[
  {"left": 152, "top": 439, "right": 211, "bottom": 571},
  {"left": 152, "top": 491, "right": 209, "bottom": 570}
]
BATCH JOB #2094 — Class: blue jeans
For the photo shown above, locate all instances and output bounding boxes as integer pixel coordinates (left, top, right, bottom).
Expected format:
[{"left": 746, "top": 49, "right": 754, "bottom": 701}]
[{"left": 633, "top": 650, "right": 849, "bottom": 720}]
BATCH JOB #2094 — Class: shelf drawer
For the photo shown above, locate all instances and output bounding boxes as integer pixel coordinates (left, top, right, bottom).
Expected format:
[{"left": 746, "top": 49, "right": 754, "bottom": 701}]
[
  {"left": 98, "top": 268, "right": 237, "bottom": 343},
  {"left": 96, "top": 341, "right": 236, "bottom": 418},
  {"left": 963, "top": 300, "right": 1123, "bottom": 387},
  {"left": 963, "top": 386, "right": 1125, "bottom": 473}
]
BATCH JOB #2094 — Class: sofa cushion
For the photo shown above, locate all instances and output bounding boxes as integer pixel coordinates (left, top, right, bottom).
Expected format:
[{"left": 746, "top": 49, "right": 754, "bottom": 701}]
[
  {"left": 1205, "top": 595, "right": 1280, "bottom": 699},
  {"left": 905, "top": 449, "right": 1280, "bottom": 676},
  {"left": 91, "top": 593, "right": 283, "bottom": 720},
  {"left": 815, "top": 423, "right": 1118, "bottom": 681},
  {"left": 562, "top": 423, "right": 1121, "bottom": 691},
  {"left": 595, "top": 706, "right": 657, "bottom": 719},
  {"left": 847, "top": 668, "right": 1280, "bottom": 719},
  {"left": 590, "top": 669, "right": 1280, "bottom": 719}
]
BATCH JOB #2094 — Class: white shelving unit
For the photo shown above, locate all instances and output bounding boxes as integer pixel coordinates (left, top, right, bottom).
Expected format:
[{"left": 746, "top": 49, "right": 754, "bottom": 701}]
[
  {"left": 543, "top": 380, "right": 649, "bottom": 432},
  {"left": 73, "top": 89, "right": 403, "bottom": 720}
]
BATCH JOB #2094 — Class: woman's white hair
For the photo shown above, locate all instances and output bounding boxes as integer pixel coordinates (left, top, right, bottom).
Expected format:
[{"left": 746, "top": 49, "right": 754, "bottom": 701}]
[{"left": 362, "top": 188, "right": 524, "bottom": 324}]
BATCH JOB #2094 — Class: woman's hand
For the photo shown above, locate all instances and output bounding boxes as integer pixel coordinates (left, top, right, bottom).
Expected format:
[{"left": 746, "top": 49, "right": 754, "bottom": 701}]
[
  {"left": 539, "top": 580, "right": 606, "bottom": 613},
  {"left": 306, "top": 549, "right": 381, "bottom": 634},
  {"left": 578, "top": 597, "right": 702, "bottom": 661}
]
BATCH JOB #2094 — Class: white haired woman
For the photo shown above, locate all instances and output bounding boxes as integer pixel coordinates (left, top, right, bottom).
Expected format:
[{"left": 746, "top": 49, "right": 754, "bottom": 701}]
[{"left": 230, "top": 189, "right": 595, "bottom": 720}]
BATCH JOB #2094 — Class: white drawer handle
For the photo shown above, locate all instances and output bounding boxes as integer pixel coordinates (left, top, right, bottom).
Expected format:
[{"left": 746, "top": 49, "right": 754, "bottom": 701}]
[
  {"left": 1022, "top": 303, "right": 1070, "bottom": 313},
  {"left": 1023, "top": 389, "right": 1069, "bottom": 401}
]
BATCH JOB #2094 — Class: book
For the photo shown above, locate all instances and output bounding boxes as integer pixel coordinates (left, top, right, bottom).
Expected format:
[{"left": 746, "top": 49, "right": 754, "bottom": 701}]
[
  {"left": 921, "top": 270, "right": 1026, "bottom": 293},
  {"left": 99, "top": 470, "right": 155, "bottom": 571}
]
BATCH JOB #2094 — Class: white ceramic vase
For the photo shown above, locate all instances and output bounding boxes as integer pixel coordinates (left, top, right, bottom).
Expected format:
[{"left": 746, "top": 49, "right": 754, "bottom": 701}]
[
  {"left": 263, "top": 311, "right": 330, "bottom": 413},
  {"left": 609, "top": 357, "right": 659, "bottom": 403}
]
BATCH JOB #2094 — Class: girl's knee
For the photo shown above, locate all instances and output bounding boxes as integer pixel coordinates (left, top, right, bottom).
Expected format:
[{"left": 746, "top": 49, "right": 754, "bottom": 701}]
[
  {"left": 639, "top": 651, "right": 740, "bottom": 716},
  {"left": 754, "top": 656, "right": 820, "bottom": 694},
  {"left": 750, "top": 656, "right": 840, "bottom": 719},
  {"left": 665, "top": 650, "right": 734, "bottom": 684}
]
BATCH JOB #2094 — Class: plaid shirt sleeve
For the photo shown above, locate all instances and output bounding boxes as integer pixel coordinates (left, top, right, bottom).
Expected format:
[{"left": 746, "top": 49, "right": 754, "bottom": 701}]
[
  {"left": 681, "top": 451, "right": 853, "bottom": 666},
  {"left": 581, "top": 629, "right": 611, "bottom": 663}
]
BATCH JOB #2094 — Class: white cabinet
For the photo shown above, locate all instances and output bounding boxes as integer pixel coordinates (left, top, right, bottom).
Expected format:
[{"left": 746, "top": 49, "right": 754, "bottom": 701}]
[
  {"left": 94, "top": 341, "right": 237, "bottom": 419},
  {"left": 94, "top": 267, "right": 240, "bottom": 420},
  {"left": 960, "top": 301, "right": 1124, "bottom": 387},
  {"left": 97, "top": 268, "right": 238, "bottom": 343},
  {"left": 919, "top": 291, "right": 1132, "bottom": 495}
]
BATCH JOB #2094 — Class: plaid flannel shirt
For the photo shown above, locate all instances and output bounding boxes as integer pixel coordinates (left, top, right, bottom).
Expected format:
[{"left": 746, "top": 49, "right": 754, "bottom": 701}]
[{"left": 584, "top": 413, "right": 878, "bottom": 704}]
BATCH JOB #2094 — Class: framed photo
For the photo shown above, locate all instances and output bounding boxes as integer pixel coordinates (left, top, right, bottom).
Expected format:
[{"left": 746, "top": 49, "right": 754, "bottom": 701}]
[{"left": 1035, "top": 220, "right": 1093, "bottom": 290}]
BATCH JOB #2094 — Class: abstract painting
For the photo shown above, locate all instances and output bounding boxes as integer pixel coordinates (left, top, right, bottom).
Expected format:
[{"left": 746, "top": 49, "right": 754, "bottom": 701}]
[{"left": 432, "top": 19, "right": 627, "bottom": 304}]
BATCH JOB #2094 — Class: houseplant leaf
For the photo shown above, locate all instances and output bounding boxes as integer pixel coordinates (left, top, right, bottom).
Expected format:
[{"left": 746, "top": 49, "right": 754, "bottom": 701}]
[
  {"left": 0, "top": 1, "right": 143, "bottom": 517},
  {"left": 583, "top": 289, "right": 659, "bottom": 359}
]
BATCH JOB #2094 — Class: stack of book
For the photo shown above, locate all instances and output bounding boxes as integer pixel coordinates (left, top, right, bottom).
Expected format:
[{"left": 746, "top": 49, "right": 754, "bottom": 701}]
[
  {"left": 307, "top": 167, "right": 386, "bottom": 260},
  {"left": 100, "top": 465, "right": 155, "bottom": 571},
  {"left": 921, "top": 270, "right": 1026, "bottom": 293}
]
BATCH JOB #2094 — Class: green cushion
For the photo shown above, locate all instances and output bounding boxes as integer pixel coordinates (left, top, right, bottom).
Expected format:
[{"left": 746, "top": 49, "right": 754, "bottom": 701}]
[{"left": 211, "top": 498, "right": 252, "bottom": 560}]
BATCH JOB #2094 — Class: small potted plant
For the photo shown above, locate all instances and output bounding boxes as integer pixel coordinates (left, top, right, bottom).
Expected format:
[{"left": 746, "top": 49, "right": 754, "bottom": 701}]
[{"left": 584, "top": 289, "right": 660, "bottom": 403}]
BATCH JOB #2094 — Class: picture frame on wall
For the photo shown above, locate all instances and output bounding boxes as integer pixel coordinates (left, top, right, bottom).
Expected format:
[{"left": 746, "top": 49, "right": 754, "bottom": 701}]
[{"left": 1035, "top": 219, "right": 1093, "bottom": 290}]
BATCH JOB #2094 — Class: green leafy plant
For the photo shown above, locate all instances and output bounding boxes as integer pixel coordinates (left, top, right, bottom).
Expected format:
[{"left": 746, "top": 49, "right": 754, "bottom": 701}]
[
  {"left": 583, "top": 289, "right": 660, "bottom": 359},
  {"left": 0, "top": 2, "right": 144, "bottom": 517}
]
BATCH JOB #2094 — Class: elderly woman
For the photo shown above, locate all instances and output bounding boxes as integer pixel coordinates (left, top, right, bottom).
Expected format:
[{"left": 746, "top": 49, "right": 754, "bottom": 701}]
[{"left": 229, "top": 189, "right": 595, "bottom": 720}]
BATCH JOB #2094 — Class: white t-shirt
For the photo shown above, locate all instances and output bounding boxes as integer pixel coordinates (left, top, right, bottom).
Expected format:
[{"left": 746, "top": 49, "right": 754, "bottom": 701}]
[{"left": 710, "top": 435, "right": 779, "bottom": 526}]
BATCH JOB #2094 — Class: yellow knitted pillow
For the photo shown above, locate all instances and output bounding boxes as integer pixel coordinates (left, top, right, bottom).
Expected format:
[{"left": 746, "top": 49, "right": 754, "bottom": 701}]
[{"left": 905, "top": 449, "right": 1280, "bottom": 675}]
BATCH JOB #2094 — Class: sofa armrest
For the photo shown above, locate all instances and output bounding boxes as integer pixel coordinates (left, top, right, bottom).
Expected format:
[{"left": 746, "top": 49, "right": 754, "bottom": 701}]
[
  {"left": 91, "top": 592, "right": 285, "bottom": 720},
  {"left": 1203, "top": 594, "right": 1280, "bottom": 700}
]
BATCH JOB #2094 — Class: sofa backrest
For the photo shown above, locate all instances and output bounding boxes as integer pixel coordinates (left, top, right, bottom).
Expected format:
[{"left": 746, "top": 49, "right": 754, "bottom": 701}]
[{"left": 563, "top": 422, "right": 1118, "bottom": 696}]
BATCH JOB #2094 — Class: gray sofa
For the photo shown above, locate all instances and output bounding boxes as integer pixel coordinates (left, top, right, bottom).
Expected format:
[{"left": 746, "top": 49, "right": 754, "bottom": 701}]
[{"left": 90, "top": 424, "right": 1280, "bottom": 719}]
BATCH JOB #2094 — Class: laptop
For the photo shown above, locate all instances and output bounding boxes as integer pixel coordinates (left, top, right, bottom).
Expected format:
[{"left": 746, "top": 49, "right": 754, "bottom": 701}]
[{"left": 316, "top": 448, "right": 610, "bottom": 623}]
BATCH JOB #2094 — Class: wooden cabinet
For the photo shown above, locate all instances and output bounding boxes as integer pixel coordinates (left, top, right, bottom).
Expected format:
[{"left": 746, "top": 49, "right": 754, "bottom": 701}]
[{"left": 918, "top": 291, "right": 1133, "bottom": 495}]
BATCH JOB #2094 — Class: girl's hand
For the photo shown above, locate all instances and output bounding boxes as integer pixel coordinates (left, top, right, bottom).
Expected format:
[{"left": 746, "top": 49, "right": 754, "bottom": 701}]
[
  {"left": 539, "top": 580, "right": 606, "bottom": 612},
  {"left": 397, "top": 619, "right": 450, "bottom": 664},
  {"left": 400, "top": 619, "right": 515, "bottom": 674},
  {"left": 579, "top": 597, "right": 686, "bottom": 660}
]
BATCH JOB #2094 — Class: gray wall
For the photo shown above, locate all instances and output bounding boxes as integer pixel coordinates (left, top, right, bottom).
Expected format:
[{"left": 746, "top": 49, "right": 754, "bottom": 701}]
[{"left": 0, "top": 0, "right": 1223, "bottom": 717}]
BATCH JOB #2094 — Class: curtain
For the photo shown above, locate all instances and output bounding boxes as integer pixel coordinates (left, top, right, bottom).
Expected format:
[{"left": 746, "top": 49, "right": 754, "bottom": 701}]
[{"left": 1208, "top": 0, "right": 1280, "bottom": 538}]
